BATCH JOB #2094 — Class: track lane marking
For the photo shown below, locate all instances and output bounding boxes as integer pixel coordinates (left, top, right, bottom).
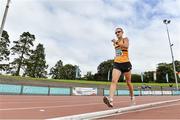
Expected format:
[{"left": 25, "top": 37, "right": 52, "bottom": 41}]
[
  {"left": 47, "top": 99, "right": 180, "bottom": 120},
  {"left": 97, "top": 102, "right": 180, "bottom": 119},
  {"left": 0, "top": 101, "right": 123, "bottom": 111}
]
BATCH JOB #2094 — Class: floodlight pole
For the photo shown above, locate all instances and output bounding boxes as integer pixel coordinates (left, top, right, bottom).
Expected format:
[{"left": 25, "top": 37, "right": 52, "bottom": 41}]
[
  {"left": 163, "top": 19, "right": 179, "bottom": 91},
  {"left": 0, "top": 0, "right": 11, "bottom": 38}
]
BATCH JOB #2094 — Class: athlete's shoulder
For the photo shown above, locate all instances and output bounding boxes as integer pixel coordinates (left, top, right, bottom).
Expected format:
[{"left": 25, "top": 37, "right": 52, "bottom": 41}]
[
  {"left": 123, "top": 37, "right": 129, "bottom": 41},
  {"left": 123, "top": 37, "right": 129, "bottom": 43}
]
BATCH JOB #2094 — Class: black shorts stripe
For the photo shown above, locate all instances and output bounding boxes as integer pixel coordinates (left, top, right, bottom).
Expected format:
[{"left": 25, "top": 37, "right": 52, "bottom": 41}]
[{"left": 113, "top": 62, "right": 132, "bottom": 73}]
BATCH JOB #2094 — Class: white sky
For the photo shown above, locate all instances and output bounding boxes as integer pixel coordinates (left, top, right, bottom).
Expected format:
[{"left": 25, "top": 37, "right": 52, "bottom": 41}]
[{"left": 0, "top": 0, "right": 180, "bottom": 76}]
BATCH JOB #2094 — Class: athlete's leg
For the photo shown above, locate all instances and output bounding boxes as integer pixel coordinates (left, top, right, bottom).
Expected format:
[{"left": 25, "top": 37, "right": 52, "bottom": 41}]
[
  {"left": 109, "top": 68, "right": 121, "bottom": 100},
  {"left": 103, "top": 68, "right": 121, "bottom": 107},
  {"left": 124, "top": 70, "right": 134, "bottom": 98},
  {"left": 124, "top": 70, "right": 136, "bottom": 105},
  {"left": 124, "top": 71, "right": 136, "bottom": 105}
]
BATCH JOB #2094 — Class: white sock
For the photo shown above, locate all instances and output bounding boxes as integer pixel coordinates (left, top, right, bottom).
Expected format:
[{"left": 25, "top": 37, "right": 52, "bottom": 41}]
[
  {"left": 131, "top": 96, "right": 135, "bottom": 100},
  {"left": 109, "top": 97, "right": 113, "bottom": 102}
]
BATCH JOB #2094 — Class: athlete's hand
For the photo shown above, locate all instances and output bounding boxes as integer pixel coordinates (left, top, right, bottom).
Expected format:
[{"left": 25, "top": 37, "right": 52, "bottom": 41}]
[{"left": 111, "top": 39, "right": 116, "bottom": 43}]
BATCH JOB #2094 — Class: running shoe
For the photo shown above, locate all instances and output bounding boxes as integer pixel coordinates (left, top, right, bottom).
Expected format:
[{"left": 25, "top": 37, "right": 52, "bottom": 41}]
[
  {"left": 103, "top": 96, "right": 113, "bottom": 107},
  {"left": 130, "top": 96, "right": 136, "bottom": 106}
]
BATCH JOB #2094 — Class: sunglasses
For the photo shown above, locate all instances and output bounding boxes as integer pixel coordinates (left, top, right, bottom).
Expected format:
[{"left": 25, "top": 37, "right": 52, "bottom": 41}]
[{"left": 115, "top": 31, "right": 122, "bottom": 34}]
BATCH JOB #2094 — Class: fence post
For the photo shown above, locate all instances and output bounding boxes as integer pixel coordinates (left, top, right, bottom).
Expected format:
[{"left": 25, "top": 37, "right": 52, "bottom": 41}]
[
  {"left": 102, "top": 88, "right": 104, "bottom": 96},
  {"left": 117, "top": 89, "right": 119, "bottom": 96},
  {"left": 160, "top": 86, "right": 163, "bottom": 96},
  {"left": 97, "top": 87, "right": 103, "bottom": 96},
  {"left": 169, "top": 84, "right": 173, "bottom": 96},
  {"left": 20, "top": 85, "right": 24, "bottom": 95},
  {"left": 139, "top": 87, "right": 142, "bottom": 96},
  {"left": 48, "top": 86, "right": 50, "bottom": 96},
  {"left": 70, "top": 87, "right": 73, "bottom": 96}
]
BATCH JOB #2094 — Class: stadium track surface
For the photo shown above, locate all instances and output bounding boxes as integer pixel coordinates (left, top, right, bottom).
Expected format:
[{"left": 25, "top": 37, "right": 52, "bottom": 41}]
[
  {"left": 99, "top": 101, "right": 180, "bottom": 119},
  {"left": 0, "top": 95, "right": 180, "bottom": 119}
]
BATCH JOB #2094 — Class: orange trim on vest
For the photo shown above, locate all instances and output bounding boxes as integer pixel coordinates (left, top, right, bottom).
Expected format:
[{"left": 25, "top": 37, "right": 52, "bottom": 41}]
[{"left": 114, "top": 48, "right": 129, "bottom": 63}]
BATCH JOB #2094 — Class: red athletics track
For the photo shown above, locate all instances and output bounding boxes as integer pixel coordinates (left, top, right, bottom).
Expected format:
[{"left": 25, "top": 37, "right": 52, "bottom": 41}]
[
  {"left": 0, "top": 95, "right": 180, "bottom": 119},
  {"left": 100, "top": 101, "right": 180, "bottom": 120}
]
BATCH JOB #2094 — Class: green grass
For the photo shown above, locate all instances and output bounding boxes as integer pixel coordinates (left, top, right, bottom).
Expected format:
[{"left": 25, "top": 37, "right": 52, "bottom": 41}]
[{"left": 0, "top": 74, "right": 179, "bottom": 87}]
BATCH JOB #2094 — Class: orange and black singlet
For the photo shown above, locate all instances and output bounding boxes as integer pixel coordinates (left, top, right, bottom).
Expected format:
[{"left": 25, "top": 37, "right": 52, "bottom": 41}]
[{"left": 114, "top": 39, "right": 130, "bottom": 63}]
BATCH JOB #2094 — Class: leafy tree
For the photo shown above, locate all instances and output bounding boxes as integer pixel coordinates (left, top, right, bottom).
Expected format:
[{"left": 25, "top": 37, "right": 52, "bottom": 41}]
[
  {"left": 143, "top": 71, "right": 154, "bottom": 83},
  {"left": 84, "top": 71, "right": 94, "bottom": 80},
  {"left": 131, "top": 74, "right": 141, "bottom": 82},
  {"left": 23, "top": 44, "right": 48, "bottom": 78},
  {"left": 96, "top": 59, "right": 113, "bottom": 81},
  {"left": 10, "top": 32, "right": 35, "bottom": 76},
  {"left": 50, "top": 60, "right": 63, "bottom": 79},
  {"left": 156, "top": 61, "right": 180, "bottom": 83},
  {"left": 156, "top": 63, "right": 174, "bottom": 83},
  {"left": 0, "top": 30, "right": 10, "bottom": 72},
  {"left": 170, "top": 60, "right": 180, "bottom": 82},
  {"left": 60, "top": 64, "right": 76, "bottom": 79},
  {"left": 94, "top": 73, "right": 103, "bottom": 81},
  {"left": 174, "top": 60, "right": 180, "bottom": 72}
]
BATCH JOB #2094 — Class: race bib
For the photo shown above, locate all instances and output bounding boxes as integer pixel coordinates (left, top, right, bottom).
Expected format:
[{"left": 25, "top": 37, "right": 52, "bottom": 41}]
[{"left": 115, "top": 49, "right": 123, "bottom": 56}]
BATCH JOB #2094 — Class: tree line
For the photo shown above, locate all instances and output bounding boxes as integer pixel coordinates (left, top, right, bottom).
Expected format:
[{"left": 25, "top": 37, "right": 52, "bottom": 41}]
[
  {"left": 0, "top": 30, "right": 79, "bottom": 79},
  {"left": 85, "top": 59, "right": 180, "bottom": 83},
  {"left": 0, "top": 30, "right": 180, "bottom": 83}
]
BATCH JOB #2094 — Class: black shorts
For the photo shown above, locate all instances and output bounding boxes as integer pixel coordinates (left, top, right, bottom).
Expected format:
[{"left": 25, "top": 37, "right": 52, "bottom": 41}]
[{"left": 113, "top": 62, "right": 132, "bottom": 73}]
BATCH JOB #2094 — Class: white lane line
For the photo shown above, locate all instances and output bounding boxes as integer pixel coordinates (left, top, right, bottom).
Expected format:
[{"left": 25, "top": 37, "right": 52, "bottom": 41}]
[
  {"left": 0, "top": 98, "right": 131, "bottom": 103},
  {"left": 0, "top": 101, "right": 120, "bottom": 111},
  {"left": 0, "top": 100, "right": 101, "bottom": 104},
  {"left": 94, "top": 102, "right": 180, "bottom": 119},
  {"left": 1, "top": 99, "right": 179, "bottom": 111},
  {"left": 40, "top": 109, "right": 45, "bottom": 112},
  {"left": 0, "top": 99, "right": 172, "bottom": 104},
  {"left": 1, "top": 98, "right": 129, "bottom": 103},
  {"left": 0, "top": 101, "right": 128, "bottom": 111},
  {"left": 46, "top": 99, "right": 180, "bottom": 120}
]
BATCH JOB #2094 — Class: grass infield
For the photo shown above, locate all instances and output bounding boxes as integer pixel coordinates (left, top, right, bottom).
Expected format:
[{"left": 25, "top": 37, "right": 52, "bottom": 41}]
[{"left": 0, "top": 74, "right": 179, "bottom": 87}]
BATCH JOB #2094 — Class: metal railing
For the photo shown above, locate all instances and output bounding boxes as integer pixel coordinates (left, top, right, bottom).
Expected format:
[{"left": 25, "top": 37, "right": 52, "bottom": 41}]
[{"left": 1, "top": 83, "right": 180, "bottom": 96}]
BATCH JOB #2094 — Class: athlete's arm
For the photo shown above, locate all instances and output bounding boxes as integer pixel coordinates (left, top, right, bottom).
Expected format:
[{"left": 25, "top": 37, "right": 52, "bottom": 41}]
[
  {"left": 112, "top": 39, "right": 119, "bottom": 47},
  {"left": 117, "top": 37, "right": 129, "bottom": 48}
]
